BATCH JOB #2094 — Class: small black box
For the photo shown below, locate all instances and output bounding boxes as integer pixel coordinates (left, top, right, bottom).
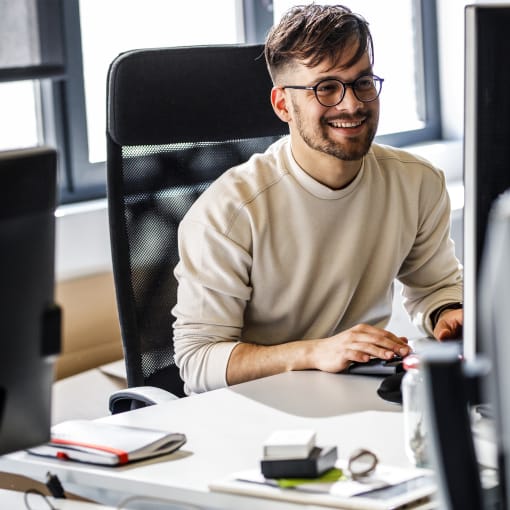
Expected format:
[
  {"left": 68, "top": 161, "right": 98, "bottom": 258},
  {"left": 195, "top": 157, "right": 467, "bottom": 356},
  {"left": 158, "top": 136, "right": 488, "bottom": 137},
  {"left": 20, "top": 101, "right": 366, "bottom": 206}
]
[{"left": 261, "top": 445, "right": 338, "bottom": 479}]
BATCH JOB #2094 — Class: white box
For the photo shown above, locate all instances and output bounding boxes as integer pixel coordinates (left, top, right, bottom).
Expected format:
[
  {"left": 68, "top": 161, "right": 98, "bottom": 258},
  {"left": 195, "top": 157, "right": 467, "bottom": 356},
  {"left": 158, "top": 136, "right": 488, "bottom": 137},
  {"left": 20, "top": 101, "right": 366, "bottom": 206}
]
[{"left": 262, "top": 429, "right": 316, "bottom": 460}]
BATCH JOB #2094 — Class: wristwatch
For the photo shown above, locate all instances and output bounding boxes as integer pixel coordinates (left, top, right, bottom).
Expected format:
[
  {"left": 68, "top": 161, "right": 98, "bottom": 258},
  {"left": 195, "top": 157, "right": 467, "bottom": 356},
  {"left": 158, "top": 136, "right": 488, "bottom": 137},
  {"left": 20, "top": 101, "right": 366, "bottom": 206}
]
[{"left": 430, "top": 302, "right": 463, "bottom": 328}]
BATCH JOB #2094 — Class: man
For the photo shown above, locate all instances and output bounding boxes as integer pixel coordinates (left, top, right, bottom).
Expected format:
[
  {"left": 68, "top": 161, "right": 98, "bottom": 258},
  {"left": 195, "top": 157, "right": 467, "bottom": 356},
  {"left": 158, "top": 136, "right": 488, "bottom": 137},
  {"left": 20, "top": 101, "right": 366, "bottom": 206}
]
[{"left": 173, "top": 4, "right": 463, "bottom": 395}]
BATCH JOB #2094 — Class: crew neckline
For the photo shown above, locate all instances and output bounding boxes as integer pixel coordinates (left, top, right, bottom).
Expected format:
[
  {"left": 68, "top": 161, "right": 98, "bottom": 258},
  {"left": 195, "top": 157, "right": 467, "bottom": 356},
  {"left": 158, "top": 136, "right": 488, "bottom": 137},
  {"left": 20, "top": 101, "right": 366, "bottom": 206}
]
[{"left": 284, "top": 140, "right": 366, "bottom": 200}]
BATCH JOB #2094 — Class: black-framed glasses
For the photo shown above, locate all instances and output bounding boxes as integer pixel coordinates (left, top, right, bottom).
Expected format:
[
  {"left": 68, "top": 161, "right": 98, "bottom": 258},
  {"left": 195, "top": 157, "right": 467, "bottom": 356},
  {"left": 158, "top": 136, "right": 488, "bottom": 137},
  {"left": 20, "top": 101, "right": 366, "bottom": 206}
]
[{"left": 282, "top": 75, "right": 384, "bottom": 107}]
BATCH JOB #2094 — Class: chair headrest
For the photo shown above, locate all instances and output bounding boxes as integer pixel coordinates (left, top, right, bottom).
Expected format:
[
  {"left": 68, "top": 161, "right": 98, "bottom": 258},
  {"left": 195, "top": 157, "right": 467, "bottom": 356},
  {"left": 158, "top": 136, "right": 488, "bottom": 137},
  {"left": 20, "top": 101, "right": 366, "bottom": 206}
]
[{"left": 107, "top": 44, "right": 288, "bottom": 146}]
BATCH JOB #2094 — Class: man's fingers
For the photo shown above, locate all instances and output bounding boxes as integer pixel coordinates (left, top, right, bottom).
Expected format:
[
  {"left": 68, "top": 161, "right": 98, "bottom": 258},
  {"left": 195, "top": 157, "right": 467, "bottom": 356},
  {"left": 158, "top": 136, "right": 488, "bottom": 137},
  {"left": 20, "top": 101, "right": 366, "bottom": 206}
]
[{"left": 347, "top": 326, "right": 411, "bottom": 357}]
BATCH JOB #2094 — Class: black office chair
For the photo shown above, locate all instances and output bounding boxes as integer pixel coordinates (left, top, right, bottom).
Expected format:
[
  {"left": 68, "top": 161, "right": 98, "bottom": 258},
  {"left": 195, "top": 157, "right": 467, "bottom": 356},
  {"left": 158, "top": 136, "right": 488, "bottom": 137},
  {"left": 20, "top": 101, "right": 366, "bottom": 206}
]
[{"left": 106, "top": 44, "right": 288, "bottom": 407}]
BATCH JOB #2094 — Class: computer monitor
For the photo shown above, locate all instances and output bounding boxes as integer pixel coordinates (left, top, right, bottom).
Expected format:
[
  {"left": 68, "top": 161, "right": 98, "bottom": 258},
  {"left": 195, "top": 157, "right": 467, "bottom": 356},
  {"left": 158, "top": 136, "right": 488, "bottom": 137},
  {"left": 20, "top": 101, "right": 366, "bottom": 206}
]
[
  {"left": 479, "top": 189, "right": 510, "bottom": 508},
  {"left": 0, "top": 146, "right": 61, "bottom": 454},
  {"left": 463, "top": 4, "right": 510, "bottom": 361},
  {"left": 423, "top": 5, "right": 510, "bottom": 507}
]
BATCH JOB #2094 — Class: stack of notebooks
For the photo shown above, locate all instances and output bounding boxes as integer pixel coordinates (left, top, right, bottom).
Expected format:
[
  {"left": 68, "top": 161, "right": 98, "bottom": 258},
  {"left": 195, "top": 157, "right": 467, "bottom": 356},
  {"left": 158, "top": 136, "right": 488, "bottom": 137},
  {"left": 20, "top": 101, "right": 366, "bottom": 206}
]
[{"left": 261, "top": 429, "right": 337, "bottom": 479}]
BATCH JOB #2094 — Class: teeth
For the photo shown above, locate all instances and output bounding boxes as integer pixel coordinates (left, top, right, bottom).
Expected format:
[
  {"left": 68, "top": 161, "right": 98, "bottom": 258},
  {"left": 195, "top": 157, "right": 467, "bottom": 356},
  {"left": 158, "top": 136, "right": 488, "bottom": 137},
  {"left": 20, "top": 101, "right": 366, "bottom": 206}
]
[{"left": 330, "top": 120, "right": 363, "bottom": 128}]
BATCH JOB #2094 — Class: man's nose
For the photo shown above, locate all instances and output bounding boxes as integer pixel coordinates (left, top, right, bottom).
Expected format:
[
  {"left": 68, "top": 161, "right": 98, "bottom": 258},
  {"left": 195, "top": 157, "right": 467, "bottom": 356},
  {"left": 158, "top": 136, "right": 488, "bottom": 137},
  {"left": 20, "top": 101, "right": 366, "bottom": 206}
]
[{"left": 334, "top": 85, "right": 362, "bottom": 110}]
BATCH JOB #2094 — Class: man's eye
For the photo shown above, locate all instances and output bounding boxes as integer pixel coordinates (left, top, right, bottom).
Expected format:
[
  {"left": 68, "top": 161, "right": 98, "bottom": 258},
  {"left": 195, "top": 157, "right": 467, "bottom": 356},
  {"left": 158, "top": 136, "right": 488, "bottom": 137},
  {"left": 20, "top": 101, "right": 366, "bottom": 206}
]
[
  {"left": 317, "top": 81, "right": 340, "bottom": 94},
  {"left": 356, "top": 77, "right": 375, "bottom": 90}
]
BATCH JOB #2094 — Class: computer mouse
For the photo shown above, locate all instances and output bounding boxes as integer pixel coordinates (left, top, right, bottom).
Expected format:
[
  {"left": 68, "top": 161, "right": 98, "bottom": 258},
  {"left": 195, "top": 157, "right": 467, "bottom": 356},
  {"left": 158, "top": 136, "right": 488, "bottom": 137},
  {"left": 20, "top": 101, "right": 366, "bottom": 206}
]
[
  {"left": 377, "top": 371, "right": 405, "bottom": 404},
  {"left": 347, "top": 355, "right": 403, "bottom": 376}
]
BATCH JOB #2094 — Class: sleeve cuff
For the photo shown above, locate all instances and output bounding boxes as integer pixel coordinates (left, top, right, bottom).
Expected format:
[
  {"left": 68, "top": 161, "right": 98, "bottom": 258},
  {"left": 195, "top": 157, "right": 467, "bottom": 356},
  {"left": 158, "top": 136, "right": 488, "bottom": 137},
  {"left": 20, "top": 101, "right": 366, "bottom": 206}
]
[{"left": 429, "top": 302, "right": 463, "bottom": 329}]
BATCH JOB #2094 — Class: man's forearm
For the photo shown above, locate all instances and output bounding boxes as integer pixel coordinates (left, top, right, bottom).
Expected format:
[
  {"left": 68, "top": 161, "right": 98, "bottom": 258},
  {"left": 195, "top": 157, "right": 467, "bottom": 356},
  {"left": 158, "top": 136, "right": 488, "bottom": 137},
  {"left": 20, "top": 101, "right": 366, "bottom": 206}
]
[
  {"left": 225, "top": 324, "right": 412, "bottom": 386},
  {"left": 226, "top": 339, "right": 317, "bottom": 386}
]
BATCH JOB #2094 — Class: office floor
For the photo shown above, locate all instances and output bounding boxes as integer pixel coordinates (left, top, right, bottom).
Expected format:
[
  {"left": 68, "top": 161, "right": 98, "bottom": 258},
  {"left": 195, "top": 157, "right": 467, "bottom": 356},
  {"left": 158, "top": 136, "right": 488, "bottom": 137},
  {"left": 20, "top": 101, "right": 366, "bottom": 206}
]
[
  {"left": 0, "top": 472, "right": 95, "bottom": 503},
  {"left": 51, "top": 364, "right": 126, "bottom": 424}
]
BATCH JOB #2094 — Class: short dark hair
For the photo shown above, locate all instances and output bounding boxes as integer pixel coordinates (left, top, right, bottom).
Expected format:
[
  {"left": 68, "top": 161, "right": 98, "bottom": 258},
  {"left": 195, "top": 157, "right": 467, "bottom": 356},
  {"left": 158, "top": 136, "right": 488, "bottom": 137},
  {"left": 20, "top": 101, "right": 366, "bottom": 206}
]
[{"left": 264, "top": 4, "right": 374, "bottom": 83}]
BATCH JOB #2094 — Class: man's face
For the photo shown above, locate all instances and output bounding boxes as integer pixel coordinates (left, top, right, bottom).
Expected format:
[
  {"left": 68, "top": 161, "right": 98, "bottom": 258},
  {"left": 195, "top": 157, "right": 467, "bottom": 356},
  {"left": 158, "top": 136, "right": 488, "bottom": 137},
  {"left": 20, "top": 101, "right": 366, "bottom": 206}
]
[{"left": 283, "top": 48, "right": 380, "bottom": 163}]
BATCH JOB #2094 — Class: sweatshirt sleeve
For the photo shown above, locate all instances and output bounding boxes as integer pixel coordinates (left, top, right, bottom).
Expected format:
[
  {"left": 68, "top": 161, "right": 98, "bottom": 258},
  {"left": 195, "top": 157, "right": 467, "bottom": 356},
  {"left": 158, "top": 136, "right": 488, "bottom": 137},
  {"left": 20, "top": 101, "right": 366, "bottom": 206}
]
[
  {"left": 172, "top": 218, "right": 252, "bottom": 394},
  {"left": 398, "top": 170, "right": 463, "bottom": 336}
]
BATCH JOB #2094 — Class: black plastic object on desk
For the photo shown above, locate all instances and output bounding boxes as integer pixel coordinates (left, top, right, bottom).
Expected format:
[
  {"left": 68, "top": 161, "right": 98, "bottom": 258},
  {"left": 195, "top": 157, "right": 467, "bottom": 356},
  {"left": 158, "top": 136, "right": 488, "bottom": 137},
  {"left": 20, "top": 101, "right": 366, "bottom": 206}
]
[
  {"left": 347, "top": 356, "right": 405, "bottom": 405},
  {"left": 261, "top": 446, "right": 338, "bottom": 479},
  {"left": 347, "top": 356, "right": 404, "bottom": 376}
]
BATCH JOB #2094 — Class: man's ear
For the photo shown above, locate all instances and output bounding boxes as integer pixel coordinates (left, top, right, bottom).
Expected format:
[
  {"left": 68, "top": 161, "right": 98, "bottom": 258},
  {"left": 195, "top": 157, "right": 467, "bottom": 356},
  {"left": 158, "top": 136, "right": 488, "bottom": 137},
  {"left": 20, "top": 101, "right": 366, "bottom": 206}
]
[{"left": 270, "top": 86, "right": 292, "bottom": 123}]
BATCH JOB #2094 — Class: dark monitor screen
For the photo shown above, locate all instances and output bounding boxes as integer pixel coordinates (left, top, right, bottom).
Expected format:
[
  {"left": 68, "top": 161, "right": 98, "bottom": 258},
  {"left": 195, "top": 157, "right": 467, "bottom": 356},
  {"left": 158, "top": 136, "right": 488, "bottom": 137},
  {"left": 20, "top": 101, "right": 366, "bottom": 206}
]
[
  {"left": 463, "top": 4, "right": 510, "bottom": 361},
  {"left": 412, "top": 6, "right": 510, "bottom": 507},
  {"left": 479, "top": 189, "right": 510, "bottom": 507},
  {"left": 0, "top": 147, "right": 60, "bottom": 454}
]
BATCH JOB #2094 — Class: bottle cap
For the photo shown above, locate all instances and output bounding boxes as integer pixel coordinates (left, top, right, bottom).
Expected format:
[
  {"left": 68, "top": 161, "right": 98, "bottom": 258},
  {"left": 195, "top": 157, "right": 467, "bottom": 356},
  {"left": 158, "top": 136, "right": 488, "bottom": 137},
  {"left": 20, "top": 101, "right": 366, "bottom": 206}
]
[{"left": 403, "top": 354, "right": 420, "bottom": 371}]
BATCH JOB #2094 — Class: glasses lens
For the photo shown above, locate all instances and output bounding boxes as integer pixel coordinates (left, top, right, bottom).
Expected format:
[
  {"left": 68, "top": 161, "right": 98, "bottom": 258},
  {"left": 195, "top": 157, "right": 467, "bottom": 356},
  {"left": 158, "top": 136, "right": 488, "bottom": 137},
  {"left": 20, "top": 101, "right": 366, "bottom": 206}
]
[
  {"left": 315, "top": 79, "right": 344, "bottom": 107},
  {"left": 348, "top": 449, "right": 378, "bottom": 478},
  {"left": 354, "top": 76, "right": 380, "bottom": 102}
]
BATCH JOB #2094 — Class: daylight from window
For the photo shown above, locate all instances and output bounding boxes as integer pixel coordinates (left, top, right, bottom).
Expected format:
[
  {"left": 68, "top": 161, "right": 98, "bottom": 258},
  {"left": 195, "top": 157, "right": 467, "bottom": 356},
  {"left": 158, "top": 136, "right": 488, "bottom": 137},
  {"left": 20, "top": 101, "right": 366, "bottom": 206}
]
[
  {"left": 0, "top": 81, "right": 39, "bottom": 151},
  {"left": 79, "top": 0, "right": 241, "bottom": 163},
  {"left": 0, "top": 2, "right": 424, "bottom": 163}
]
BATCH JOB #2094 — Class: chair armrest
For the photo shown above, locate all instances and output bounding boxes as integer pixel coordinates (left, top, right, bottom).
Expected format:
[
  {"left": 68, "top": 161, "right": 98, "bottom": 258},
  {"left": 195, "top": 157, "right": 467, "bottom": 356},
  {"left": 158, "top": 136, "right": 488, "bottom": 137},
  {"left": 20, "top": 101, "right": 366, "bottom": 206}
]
[{"left": 109, "top": 386, "right": 179, "bottom": 414}]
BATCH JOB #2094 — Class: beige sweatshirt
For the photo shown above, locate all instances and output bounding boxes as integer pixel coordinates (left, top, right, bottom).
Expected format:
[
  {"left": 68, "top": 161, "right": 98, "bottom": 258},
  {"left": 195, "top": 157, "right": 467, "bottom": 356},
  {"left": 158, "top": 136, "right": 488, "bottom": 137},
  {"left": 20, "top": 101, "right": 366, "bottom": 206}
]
[{"left": 173, "top": 137, "right": 462, "bottom": 394}]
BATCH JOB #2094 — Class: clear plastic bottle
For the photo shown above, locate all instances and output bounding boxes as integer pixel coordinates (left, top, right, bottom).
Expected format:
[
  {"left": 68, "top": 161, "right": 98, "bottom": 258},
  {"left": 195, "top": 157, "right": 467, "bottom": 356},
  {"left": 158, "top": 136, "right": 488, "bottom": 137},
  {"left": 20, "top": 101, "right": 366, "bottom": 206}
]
[{"left": 402, "top": 354, "right": 429, "bottom": 467}]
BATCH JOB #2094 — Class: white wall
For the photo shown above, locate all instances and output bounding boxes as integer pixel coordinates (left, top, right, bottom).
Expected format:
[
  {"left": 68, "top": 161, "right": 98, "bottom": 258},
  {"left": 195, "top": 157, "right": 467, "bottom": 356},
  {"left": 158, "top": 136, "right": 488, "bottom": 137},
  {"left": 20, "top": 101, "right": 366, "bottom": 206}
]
[{"left": 55, "top": 199, "right": 111, "bottom": 280}]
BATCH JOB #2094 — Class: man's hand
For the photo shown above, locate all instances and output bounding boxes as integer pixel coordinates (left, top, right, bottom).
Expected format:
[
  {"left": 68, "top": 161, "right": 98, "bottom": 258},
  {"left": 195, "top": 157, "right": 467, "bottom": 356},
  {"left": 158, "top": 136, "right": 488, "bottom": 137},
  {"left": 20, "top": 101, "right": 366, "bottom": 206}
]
[
  {"left": 226, "top": 324, "right": 411, "bottom": 386},
  {"left": 433, "top": 308, "right": 463, "bottom": 340},
  {"left": 310, "top": 324, "right": 411, "bottom": 374}
]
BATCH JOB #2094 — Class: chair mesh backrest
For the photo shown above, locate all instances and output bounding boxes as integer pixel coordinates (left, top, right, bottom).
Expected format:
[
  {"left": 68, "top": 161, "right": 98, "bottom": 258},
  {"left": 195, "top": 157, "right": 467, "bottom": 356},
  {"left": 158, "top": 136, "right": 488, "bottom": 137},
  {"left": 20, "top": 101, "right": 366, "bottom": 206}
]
[{"left": 107, "top": 45, "right": 288, "bottom": 396}]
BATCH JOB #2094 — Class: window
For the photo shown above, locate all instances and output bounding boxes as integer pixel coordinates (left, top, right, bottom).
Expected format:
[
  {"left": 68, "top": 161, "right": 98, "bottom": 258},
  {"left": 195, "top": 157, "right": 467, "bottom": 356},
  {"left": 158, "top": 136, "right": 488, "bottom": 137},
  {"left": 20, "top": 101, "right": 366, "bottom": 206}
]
[
  {"left": 0, "top": 81, "right": 40, "bottom": 151},
  {"left": 58, "top": 0, "right": 243, "bottom": 203},
  {"left": 0, "top": 0, "right": 57, "bottom": 151},
  {"left": 79, "top": 0, "right": 241, "bottom": 164},
  {"left": 0, "top": 0, "right": 64, "bottom": 183},
  {"left": 1, "top": 0, "right": 440, "bottom": 204},
  {"left": 0, "top": 0, "right": 41, "bottom": 68}
]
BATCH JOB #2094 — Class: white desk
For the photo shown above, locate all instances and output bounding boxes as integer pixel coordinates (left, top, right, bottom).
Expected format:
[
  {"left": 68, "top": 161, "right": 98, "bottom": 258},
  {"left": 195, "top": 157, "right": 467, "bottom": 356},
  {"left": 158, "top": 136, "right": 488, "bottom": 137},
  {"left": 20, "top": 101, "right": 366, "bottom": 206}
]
[{"left": 0, "top": 371, "right": 411, "bottom": 509}]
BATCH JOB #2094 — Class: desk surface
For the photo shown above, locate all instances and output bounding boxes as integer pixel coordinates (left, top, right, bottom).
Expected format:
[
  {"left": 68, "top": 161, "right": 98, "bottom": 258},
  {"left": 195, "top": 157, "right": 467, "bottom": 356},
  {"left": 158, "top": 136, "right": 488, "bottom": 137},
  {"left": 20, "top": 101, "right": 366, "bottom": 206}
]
[{"left": 0, "top": 371, "right": 411, "bottom": 510}]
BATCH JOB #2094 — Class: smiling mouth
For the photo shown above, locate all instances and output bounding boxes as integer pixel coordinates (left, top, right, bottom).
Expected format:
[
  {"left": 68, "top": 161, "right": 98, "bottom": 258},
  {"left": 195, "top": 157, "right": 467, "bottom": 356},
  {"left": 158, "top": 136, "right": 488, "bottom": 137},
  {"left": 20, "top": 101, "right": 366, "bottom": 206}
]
[{"left": 327, "top": 119, "right": 364, "bottom": 128}]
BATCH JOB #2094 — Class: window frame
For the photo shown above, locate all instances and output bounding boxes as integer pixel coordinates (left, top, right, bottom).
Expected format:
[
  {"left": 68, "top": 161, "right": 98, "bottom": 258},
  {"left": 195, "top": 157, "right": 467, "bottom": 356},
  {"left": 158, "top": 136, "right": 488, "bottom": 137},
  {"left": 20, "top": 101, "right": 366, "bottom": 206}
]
[
  {"left": 48, "top": 0, "right": 107, "bottom": 203},
  {"left": 375, "top": 0, "right": 441, "bottom": 147},
  {"left": 39, "top": 0, "right": 440, "bottom": 204},
  {"left": 0, "top": 0, "right": 65, "bottom": 82}
]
